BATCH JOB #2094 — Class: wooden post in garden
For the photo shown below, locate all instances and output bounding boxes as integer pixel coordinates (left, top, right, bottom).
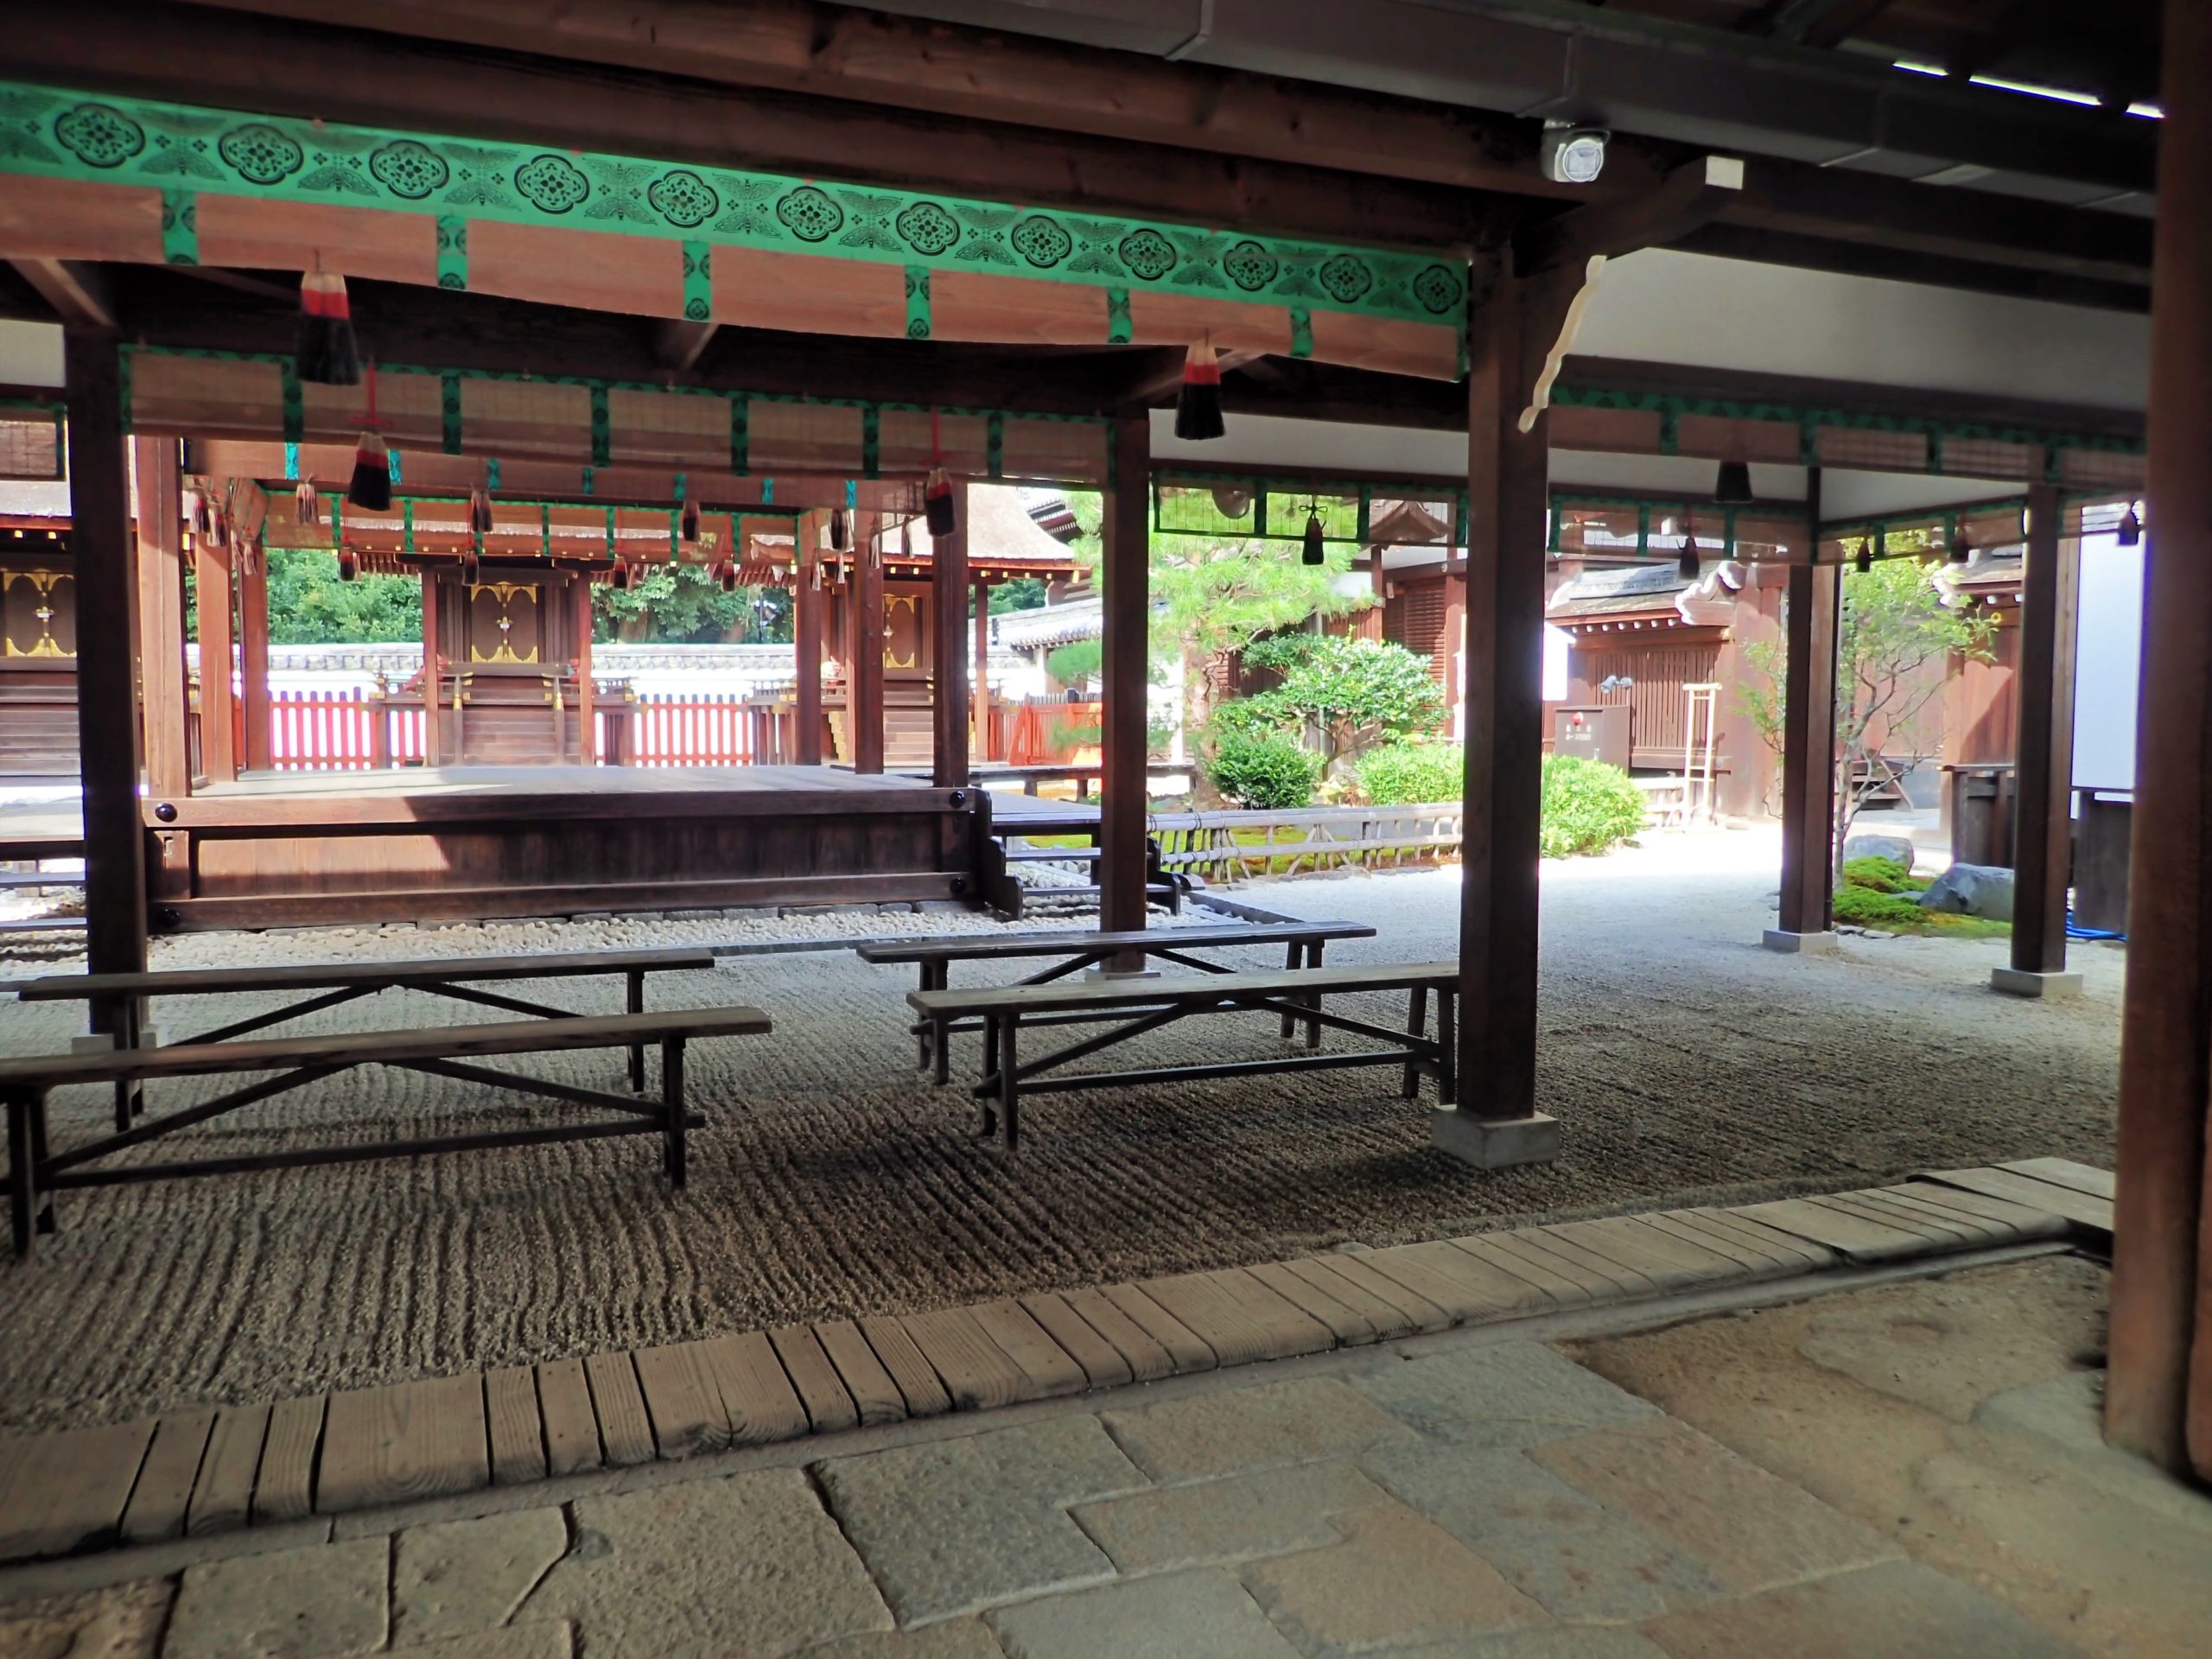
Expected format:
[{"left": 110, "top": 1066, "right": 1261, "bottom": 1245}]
[
  {"left": 1769, "top": 476, "right": 1841, "bottom": 952},
  {"left": 238, "top": 537, "right": 272, "bottom": 772},
  {"left": 796, "top": 512, "right": 825, "bottom": 766},
  {"left": 132, "top": 438, "right": 190, "bottom": 801},
  {"left": 973, "top": 575, "right": 993, "bottom": 761},
  {"left": 850, "top": 512, "right": 886, "bottom": 774},
  {"left": 1099, "top": 416, "right": 1151, "bottom": 954},
  {"left": 932, "top": 480, "right": 970, "bottom": 787},
  {"left": 2108, "top": 0, "right": 2212, "bottom": 1481},
  {"left": 194, "top": 526, "right": 237, "bottom": 782},
  {"left": 1996, "top": 477, "right": 2082, "bottom": 995}
]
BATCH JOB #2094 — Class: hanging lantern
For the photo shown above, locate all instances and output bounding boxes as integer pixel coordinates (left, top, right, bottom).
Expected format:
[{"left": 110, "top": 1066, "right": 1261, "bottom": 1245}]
[
  {"left": 2117, "top": 503, "right": 2143, "bottom": 546},
  {"left": 295, "top": 269, "right": 364, "bottom": 388},
  {"left": 1713, "top": 460, "right": 1754, "bottom": 505},
  {"left": 1174, "top": 339, "right": 1225, "bottom": 442},
  {"left": 925, "top": 468, "right": 957, "bottom": 537},
  {"left": 1301, "top": 503, "right": 1325, "bottom": 566}
]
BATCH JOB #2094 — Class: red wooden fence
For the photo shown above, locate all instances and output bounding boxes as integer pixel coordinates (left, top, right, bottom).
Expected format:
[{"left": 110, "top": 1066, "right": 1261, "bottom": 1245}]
[
  {"left": 266, "top": 690, "right": 426, "bottom": 771},
  {"left": 614, "top": 692, "right": 758, "bottom": 767}
]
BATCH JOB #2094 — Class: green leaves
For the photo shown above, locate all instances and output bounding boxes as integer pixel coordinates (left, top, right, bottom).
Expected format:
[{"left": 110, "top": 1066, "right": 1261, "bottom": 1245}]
[{"left": 1237, "top": 635, "right": 1446, "bottom": 766}]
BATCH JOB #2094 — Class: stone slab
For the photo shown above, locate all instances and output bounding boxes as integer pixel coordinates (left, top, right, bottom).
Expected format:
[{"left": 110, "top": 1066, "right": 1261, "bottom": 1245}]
[
  {"left": 989, "top": 1568, "right": 1301, "bottom": 1659},
  {"left": 164, "top": 1535, "right": 390, "bottom": 1659},
  {"left": 1240, "top": 1503, "right": 1546, "bottom": 1656},
  {"left": 1431, "top": 1109, "right": 1561, "bottom": 1170},
  {"left": 393, "top": 1506, "right": 568, "bottom": 1646},
  {"left": 1761, "top": 929, "right": 1839, "bottom": 956},
  {"left": 1101, "top": 1377, "right": 1414, "bottom": 1482},
  {"left": 1639, "top": 1558, "right": 2079, "bottom": 1658},
  {"left": 1071, "top": 1460, "right": 1391, "bottom": 1573},
  {"left": 1990, "top": 966, "right": 2084, "bottom": 999},
  {"left": 1345, "top": 1341, "right": 1661, "bottom": 1449},
  {"left": 527, "top": 1469, "right": 891, "bottom": 1658},
  {"left": 407, "top": 1624, "right": 576, "bottom": 1658},
  {"left": 803, "top": 1621, "right": 1007, "bottom": 1658},
  {"left": 1381, "top": 1630, "right": 1669, "bottom": 1659},
  {"left": 813, "top": 1416, "right": 1145, "bottom": 1624}
]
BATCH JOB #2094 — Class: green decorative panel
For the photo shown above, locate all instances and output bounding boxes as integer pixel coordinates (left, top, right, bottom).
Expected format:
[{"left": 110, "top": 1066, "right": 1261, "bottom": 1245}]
[{"left": 0, "top": 81, "right": 1465, "bottom": 329}]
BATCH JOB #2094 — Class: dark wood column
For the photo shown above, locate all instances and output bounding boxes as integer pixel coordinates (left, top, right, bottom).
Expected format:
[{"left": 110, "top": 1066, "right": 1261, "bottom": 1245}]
[
  {"left": 849, "top": 512, "right": 886, "bottom": 774},
  {"left": 63, "top": 330, "right": 149, "bottom": 1003},
  {"left": 131, "top": 438, "right": 189, "bottom": 801},
  {"left": 973, "top": 575, "right": 993, "bottom": 761},
  {"left": 1099, "top": 416, "right": 1152, "bottom": 945},
  {"left": 795, "top": 519, "right": 826, "bottom": 766},
  {"left": 1999, "top": 480, "right": 2081, "bottom": 991},
  {"left": 2108, "top": 0, "right": 2212, "bottom": 1480},
  {"left": 1773, "top": 498, "right": 1841, "bottom": 944},
  {"left": 194, "top": 530, "right": 237, "bottom": 783},
  {"left": 931, "top": 480, "right": 971, "bottom": 787},
  {"left": 420, "top": 571, "right": 442, "bottom": 766},
  {"left": 238, "top": 537, "right": 271, "bottom": 772},
  {"left": 573, "top": 577, "right": 597, "bottom": 764},
  {"left": 1438, "top": 264, "right": 1560, "bottom": 1167}
]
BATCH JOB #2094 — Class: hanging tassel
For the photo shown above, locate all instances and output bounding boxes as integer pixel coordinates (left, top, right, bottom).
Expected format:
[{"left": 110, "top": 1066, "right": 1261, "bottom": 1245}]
[
  {"left": 1948, "top": 525, "right": 1972, "bottom": 566},
  {"left": 1677, "top": 542, "right": 1701, "bottom": 581},
  {"left": 811, "top": 556, "right": 825, "bottom": 591},
  {"left": 189, "top": 490, "right": 212, "bottom": 539},
  {"left": 1301, "top": 506, "right": 1325, "bottom": 566},
  {"left": 296, "top": 270, "right": 364, "bottom": 388},
  {"left": 347, "top": 429, "right": 391, "bottom": 512},
  {"left": 462, "top": 554, "right": 480, "bottom": 583},
  {"left": 293, "top": 478, "right": 320, "bottom": 525},
  {"left": 336, "top": 551, "right": 359, "bottom": 582},
  {"left": 924, "top": 467, "right": 957, "bottom": 537},
  {"left": 1174, "top": 338, "right": 1225, "bottom": 442},
  {"left": 469, "top": 481, "right": 494, "bottom": 537},
  {"left": 612, "top": 563, "right": 630, "bottom": 591},
  {"left": 830, "top": 505, "right": 849, "bottom": 551},
  {"left": 681, "top": 498, "right": 702, "bottom": 544},
  {"left": 207, "top": 507, "right": 228, "bottom": 550},
  {"left": 721, "top": 563, "right": 738, "bottom": 593}
]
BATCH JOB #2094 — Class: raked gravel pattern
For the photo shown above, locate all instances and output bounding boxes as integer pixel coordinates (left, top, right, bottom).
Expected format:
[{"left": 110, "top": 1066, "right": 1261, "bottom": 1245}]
[{"left": 0, "top": 827, "right": 2120, "bottom": 1432}]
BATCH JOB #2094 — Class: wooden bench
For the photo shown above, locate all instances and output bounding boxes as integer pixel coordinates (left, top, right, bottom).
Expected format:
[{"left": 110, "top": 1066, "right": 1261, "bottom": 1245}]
[
  {"left": 18, "top": 948, "right": 719, "bottom": 1128},
  {"left": 858, "top": 920, "right": 1377, "bottom": 1082},
  {"left": 0, "top": 1006, "right": 771, "bottom": 1257},
  {"left": 909, "top": 961, "right": 1457, "bottom": 1149}
]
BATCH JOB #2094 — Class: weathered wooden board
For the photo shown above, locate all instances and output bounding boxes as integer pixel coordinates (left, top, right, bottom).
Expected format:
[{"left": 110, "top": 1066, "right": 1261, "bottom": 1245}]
[
  {"left": 902, "top": 1306, "right": 1039, "bottom": 1410},
  {"left": 814, "top": 1320, "right": 909, "bottom": 1427},
  {"left": 318, "top": 1375, "right": 490, "bottom": 1514},
  {"left": 1020, "top": 1294, "right": 1136, "bottom": 1388},
  {"left": 252, "top": 1395, "right": 325, "bottom": 1522},
  {"left": 1137, "top": 1269, "right": 1335, "bottom": 1366},
  {"left": 769, "top": 1325, "right": 861, "bottom": 1433},
  {"left": 632, "top": 1342, "right": 734, "bottom": 1460},
  {"left": 1669, "top": 1207, "right": 1837, "bottom": 1274},
  {"left": 1058, "top": 1287, "right": 1180, "bottom": 1382},
  {"left": 1243, "top": 1259, "right": 1377, "bottom": 1344},
  {"left": 1512, "top": 1228, "right": 1662, "bottom": 1298},
  {"left": 1926, "top": 1166, "right": 2115, "bottom": 1233},
  {"left": 536, "top": 1358, "right": 602, "bottom": 1478},
  {"left": 1885, "top": 1181, "right": 2069, "bottom": 1241},
  {"left": 1731, "top": 1198, "right": 1936, "bottom": 1264},
  {"left": 1362, "top": 1239, "right": 1557, "bottom": 1323},
  {"left": 970, "top": 1300, "right": 1089, "bottom": 1397},
  {"left": 187, "top": 1404, "right": 269, "bottom": 1536},
  {"left": 486, "top": 1366, "right": 549, "bottom": 1485},
  {"left": 0, "top": 1419, "right": 152, "bottom": 1559},
  {"left": 1999, "top": 1158, "right": 2115, "bottom": 1200},
  {"left": 1832, "top": 1189, "right": 1999, "bottom": 1247},
  {"left": 701, "top": 1332, "right": 810, "bottom": 1445},
  {"left": 119, "top": 1409, "right": 214, "bottom": 1546},
  {"left": 1456, "top": 1234, "right": 1600, "bottom": 1307},
  {"left": 582, "top": 1353, "right": 657, "bottom": 1468},
  {"left": 856, "top": 1317, "right": 953, "bottom": 1420},
  {"left": 1287, "top": 1253, "right": 1452, "bottom": 1335},
  {"left": 1544, "top": 1217, "right": 1750, "bottom": 1293}
]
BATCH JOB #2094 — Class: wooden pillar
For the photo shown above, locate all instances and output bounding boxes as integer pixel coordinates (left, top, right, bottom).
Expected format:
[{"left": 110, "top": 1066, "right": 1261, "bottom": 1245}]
[
  {"left": 850, "top": 512, "right": 885, "bottom": 773},
  {"left": 238, "top": 537, "right": 271, "bottom": 771},
  {"left": 2002, "top": 480, "right": 2081, "bottom": 988},
  {"left": 131, "top": 438, "right": 189, "bottom": 801},
  {"left": 194, "top": 528, "right": 236, "bottom": 783},
  {"left": 931, "top": 481, "right": 971, "bottom": 787},
  {"left": 1438, "top": 264, "right": 1562, "bottom": 1167},
  {"left": 795, "top": 520, "right": 825, "bottom": 766},
  {"left": 420, "top": 571, "right": 442, "bottom": 766},
  {"left": 1441, "top": 566, "right": 1467, "bottom": 742},
  {"left": 1774, "top": 499, "right": 1841, "bottom": 943},
  {"left": 2108, "top": 0, "right": 2212, "bottom": 1479},
  {"left": 973, "top": 575, "right": 993, "bottom": 761},
  {"left": 574, "top": 576, "right": 597, "bottom": 764},
  {"left": 1100, "top": 416, "right": 1152, "bottom": 945},
  {"left": 64, "top": 330, "right": 149, "bottom": 1003}
]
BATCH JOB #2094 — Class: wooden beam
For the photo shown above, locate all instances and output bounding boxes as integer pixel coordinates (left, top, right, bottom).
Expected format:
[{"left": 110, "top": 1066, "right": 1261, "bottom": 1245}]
[
  {"left": 1099, "top": 416, "right": 1151, "bottom": 953},
  {"left": 931, "top": 482, "right": 970, "bottom": 789},
  {"left": 2107, "top": 0, "right": 2212, "bottom": 1482},
  {"left": 2005, "top": 480, "right": 2077, "bottom": 979},
  {"left": 9, "top": 258, "right": 113, "bottom": 328},
  {"left": 1745, "top": 0, "right": 1898, "bottom": 47},
  {"left": 63, "top": 330, "right": 149, "bottom": 1003},
  {"left": 654, "top": 320, "right": 718, "bottom": 375},
  {"left": 238, "top": 541, "right": 271, "bottom": 772},
  {"left": 1437, "top": 259, "right": 1568, "bottom": 1169},
  {"left": 1776, "top": 519, "right": 1841, "bottom": 938},
  {"left": 973, "top": 576, "right": 993, "bottom": 763},
  {"left": 850, "top": 514, "right": 885, "bottom": 775},
  {"left": 130, "top": 438, "right": 190, "bottom": 802},
  {"left": 1517, "top": 156, "right": 1745, "bottom": 276},
  {"left": 194, "top": 529, "right": 238, "bottom": 783}
]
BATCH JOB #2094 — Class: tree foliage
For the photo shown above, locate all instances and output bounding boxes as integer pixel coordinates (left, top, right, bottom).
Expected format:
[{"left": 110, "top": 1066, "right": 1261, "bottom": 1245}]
[
  {"left": 590, "top": 563, "right": 790, "bottom": 643},
  {"left": 1238, "top": 634, "right": 1446, "bottom": 767},
  {"left": 264, "top": 548, "right": 423, "bottom": 644}
]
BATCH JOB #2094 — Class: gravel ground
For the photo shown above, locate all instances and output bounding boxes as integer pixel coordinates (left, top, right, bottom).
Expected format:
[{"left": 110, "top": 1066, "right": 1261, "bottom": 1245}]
[{"left": 0, "top": 827, "right": 2120, "bottom": 1431}]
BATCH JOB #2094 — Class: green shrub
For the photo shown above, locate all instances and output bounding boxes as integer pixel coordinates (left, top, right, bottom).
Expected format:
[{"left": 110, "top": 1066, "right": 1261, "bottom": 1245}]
[
  {"left": 1204, "top": 696, "right": 1292, "bottom": 744},
  {"left": 1205, "top": 728, "right": 1322, "bottom": 809},
  {"left": 1833, "top": 883, "right": 1933, "bottom": 928},
  {"left": 1359, "top": 741, "right": 1464, "bottom": 805},
  {"left": 1538, "top": 754, "right": 1646, "bottom": 858},
  {"left": 1841, "top": 855, "right": 1910, "bottom": 893}
]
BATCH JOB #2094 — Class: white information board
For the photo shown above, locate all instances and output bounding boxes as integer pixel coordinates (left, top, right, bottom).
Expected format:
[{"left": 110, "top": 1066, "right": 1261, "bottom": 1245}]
[{"left": 2072, "top": 533, "right": 2144, "bottom": 795}]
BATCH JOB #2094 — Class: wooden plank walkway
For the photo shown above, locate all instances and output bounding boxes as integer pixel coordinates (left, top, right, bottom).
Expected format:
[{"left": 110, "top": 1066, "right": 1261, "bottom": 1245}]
[{"left": 0, "top": 1158, "right": 2114, "bottom": 1564}]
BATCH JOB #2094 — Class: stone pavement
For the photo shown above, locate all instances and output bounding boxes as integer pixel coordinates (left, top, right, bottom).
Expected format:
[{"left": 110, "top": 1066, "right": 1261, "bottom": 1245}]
[{"left": 0, "top": 1258, "right": 2199, "bottom": 1658}]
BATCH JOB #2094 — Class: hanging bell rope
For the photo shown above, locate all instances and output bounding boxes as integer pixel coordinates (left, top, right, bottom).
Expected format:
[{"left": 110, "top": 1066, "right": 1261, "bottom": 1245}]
[{"left": 1175, "top": 335, "right": 1225, "bottom": 442}]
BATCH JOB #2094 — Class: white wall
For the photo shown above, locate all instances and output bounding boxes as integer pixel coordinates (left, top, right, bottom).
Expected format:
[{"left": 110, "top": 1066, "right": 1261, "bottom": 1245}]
[{"left": 2074, "top": 533, "right": 2143, "bottom": 794}]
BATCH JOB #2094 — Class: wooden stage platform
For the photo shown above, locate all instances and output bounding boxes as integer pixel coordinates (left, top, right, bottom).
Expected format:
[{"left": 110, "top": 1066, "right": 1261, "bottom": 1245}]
[{"left": 120, "top": 765, "right": 999, "bottom": 931}]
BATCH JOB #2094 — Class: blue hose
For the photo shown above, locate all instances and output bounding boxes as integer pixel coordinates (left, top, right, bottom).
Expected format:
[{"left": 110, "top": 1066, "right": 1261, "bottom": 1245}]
[{"left": 2067, "top": 912, "right": 2125, "bottom": 942}]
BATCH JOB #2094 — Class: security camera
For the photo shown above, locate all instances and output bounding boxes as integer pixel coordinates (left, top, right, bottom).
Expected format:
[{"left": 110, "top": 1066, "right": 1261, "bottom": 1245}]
[{"left": 1542, "top": 126, "right": 1611, "bottom": 186}]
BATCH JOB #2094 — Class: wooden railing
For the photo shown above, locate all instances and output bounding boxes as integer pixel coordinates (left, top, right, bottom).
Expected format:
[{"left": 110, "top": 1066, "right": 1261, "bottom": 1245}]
[
  {"left": 266, "top": 690, "right": 427, "bottom": 771},
  {"left": 1145, "top": 804, "right": 1465, "bottom": 885},
  {"left": 598, "top": 691, "right": 785, "bottom": 768}
]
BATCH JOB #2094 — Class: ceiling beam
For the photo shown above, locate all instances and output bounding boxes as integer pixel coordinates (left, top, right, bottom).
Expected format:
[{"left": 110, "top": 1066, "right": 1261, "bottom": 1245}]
[
  {"left": 1517, "top": 156, "right": 1745, "bottom": 275},
  {"left": 7, "top": 258, "right": 113, "bottom": 328},
  {"left": 1672, "top": 221, "right": 2149, "bottom": 314},
  {"left": 1745, "top": 0, "right": 1900, "bottom": 48},
  {"left": 653, "top": 321, "right": 720, "bottom": 376}
]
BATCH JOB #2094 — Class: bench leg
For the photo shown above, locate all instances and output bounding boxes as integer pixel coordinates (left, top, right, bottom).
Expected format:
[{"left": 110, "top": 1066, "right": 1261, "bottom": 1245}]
[
  {"left": 1280, "top": 942, "right": 1301, "bottom": 1039},
  {"left": 934, "top": 1014, "right": 951, "bottom": 1088},
  {"left": 1001, "top": 1015, "right": 1020, "bottom": 1153},
  {"left": 662, "top": 1037, "right": 688, "bottom": 1189},
  {"left": 626, "top": 969, "right": 647, "bottom": 1091},
  {"left": 29, "top": 1092, "right": 52, "bottom": 1234},
  {"left": 8, "top": 1091, "right": 33, "bottom": 1260},
  {"left": 1306, "top": 941, "right": 1327, "bottom": 1050},
  {"left": 918, "top": 963, "right": 945, "bottom": 1073},
  {"left": 1402, "top": 987, "right": 1429, "bottom": 1100},
  {"left": 1435, "top": 987, "right": 1458, "bottom": 1105}
]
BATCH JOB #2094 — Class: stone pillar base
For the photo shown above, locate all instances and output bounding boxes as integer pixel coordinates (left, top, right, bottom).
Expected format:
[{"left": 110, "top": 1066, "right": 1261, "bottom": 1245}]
[
  {"left": 1431, "top": 1108, "right": 1560, "bottom": 1170},
  {"left": 1762, "top": 928, "right": 1840, "bottom": 956},
  {"left": 1991, "top": 966, "right": 2084, "bottom": 999}
]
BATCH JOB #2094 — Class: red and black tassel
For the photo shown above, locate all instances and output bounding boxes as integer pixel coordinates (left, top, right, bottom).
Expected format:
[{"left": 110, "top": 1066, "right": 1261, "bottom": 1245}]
[
  {"left": 720, "top": 563, "right": 738, "bottom": 593},
  {"left": 336, "top": 551, "right": 359, "bottom": 582},
  {"left": 612, "top": 563, "right": 630, "bottom": 591},
  {"left": 829, "top": 506, "right": 849, "bottom": 551},
  {"left": 469, "top": 483, "right": 494, "bottom": 537},
  {"left": 681, "top": 497, "right": 703, "bottom": 544},
  {"left": 924, "top": 467, "right": 957, "bottom": 537},
  {"left": 296, "top": 270, "right": 363, "bottom": 388},
  {"left": 1174, "top": 339, "right": 1224, "bottom": 442},
  {"left": 346, "top": 429, "right": 391, "bottom": 512}
]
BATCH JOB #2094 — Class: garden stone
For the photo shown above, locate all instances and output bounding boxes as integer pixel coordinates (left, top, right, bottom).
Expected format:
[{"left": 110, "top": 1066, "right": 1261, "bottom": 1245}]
[
  {"left": 164, "top": 1535, "right": 389, "bottom": 1659},
  {"left": 1844, "top": 835, "right": 1916, "bottom": 869},
  {"left": 1917, "top": 863, "right": 2014, "bottom": 920}
]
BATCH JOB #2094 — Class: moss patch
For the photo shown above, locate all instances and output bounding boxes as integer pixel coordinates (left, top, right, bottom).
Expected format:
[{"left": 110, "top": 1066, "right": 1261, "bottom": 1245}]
[{"left": 1835, "top": 858, "right": 2009, "bottom": 938}]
